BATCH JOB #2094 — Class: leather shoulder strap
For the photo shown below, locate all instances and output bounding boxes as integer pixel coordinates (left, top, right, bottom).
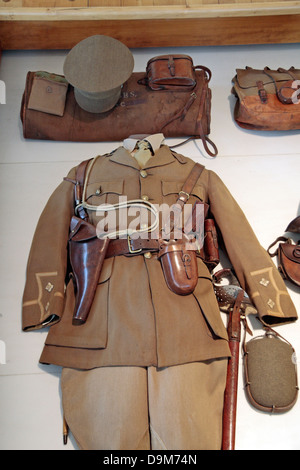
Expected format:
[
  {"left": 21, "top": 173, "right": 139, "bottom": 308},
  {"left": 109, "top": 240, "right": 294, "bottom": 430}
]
[
  {"left": 74, "top": 158, "right": 93, "bottom": 220},
  {"left": 176, "top": 162, "right": 205, "bottom": 208},
  {"left": 74, "top": 159, "right": 92, "bottom": 204},
  {"left": 163, "top": 163, "right": 205, "bottom": 237}
]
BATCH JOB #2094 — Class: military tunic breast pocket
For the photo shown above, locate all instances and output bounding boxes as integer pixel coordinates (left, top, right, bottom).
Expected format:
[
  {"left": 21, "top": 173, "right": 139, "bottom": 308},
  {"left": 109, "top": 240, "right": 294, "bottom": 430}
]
[
  {"left": 162, "top": 181, "right": 206, "bottom": 204},
  {"left": 86, "top": 180, "right": 124, "bottom": 205}
]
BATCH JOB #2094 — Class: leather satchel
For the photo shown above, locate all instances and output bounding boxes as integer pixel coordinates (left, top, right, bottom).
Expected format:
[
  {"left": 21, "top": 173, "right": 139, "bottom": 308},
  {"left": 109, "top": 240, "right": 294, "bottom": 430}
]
[
  {"left": 139, "top": 54, "right": 209, "bottom": 91},
  {"left": 232, "top": 66, "right": 300, "bottom": 130}
]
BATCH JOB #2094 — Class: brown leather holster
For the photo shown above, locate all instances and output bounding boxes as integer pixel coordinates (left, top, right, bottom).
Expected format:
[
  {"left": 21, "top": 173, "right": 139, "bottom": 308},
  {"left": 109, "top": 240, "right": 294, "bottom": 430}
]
[
  {"left": 66, "top": 159, "right": 111, "bottom": 325},
  {"left": 69, "top": 216, "right": 110, "bottom": 325}
]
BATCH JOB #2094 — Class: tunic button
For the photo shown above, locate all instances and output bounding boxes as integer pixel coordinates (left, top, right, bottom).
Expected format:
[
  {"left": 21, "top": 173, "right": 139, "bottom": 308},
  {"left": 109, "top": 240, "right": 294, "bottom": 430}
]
[
  {"left": 144, "top": 252, "right": 152, "bottom": 259},
  {"left": 140, "top": 170, "right": 148, "bottom": 178},
  {"left": 142, "top": 195, "right": 149, "bottom": 201}
]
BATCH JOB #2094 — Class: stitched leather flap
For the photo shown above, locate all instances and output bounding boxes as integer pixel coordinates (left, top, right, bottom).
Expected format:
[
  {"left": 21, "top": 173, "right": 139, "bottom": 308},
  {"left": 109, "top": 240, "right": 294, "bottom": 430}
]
[{"left": 69, "top": 216, "right": 97, "bottom": 242}]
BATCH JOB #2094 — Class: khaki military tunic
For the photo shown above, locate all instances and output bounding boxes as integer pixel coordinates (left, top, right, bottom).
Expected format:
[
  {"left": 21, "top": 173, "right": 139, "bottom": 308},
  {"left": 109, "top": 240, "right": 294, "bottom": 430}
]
[{"left": 22, "top": 145, "right": 297, "bottom": 370}]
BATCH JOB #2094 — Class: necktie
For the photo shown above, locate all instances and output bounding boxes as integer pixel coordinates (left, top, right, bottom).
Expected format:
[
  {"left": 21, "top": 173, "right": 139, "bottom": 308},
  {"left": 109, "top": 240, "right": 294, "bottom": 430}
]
[{"left": 132, "top": 140, "right": 152, "bottom": 168}]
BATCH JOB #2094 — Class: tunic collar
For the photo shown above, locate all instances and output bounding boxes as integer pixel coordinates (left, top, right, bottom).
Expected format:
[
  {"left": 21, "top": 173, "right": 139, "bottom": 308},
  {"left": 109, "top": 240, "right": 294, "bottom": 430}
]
[
  {"left": 123, "top": 133, "right": 165, "bottom": 154},
  {"left": 109, "top": 144, "right": 186, "bottom": 170}
]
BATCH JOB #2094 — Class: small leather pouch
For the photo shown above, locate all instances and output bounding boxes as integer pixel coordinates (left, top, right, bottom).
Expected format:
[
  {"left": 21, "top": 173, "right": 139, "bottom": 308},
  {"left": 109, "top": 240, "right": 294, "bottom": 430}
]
[
  {"left": 141, "top": 54, "right": 197, "bottom": 91},
  {"left": 268, "top": 236, "right": 300, "bottom": 287},
  {"left": 244, "top": 328, "right": 298, "bottom": 412},
  {"left": 203, "top": 219, "right": 220, "bottom": 271},
  {"left": 69, "top": 215, "right": 110, "bottom": 325},
  {"left": 28, "top": 71, "right": 68, "bottom": 116},
  {"left": 158, "top": 234, "right": 198, "bottom": 295}
]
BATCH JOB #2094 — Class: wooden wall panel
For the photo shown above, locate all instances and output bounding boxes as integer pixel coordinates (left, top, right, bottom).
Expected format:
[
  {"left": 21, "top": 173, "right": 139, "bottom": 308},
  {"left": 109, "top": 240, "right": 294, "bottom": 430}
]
[
  {"left": 1, "top": 14, "right": 300, "bottom": 50},
  {"left": 0, "top": 2, "right": 300, "bottom": 49}
]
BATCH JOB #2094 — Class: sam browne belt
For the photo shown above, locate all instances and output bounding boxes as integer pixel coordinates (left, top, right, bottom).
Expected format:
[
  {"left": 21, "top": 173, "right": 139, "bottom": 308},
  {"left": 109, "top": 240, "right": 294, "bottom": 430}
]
[{"left": 66, "top": 158, "right": 218, "bottom": 324}]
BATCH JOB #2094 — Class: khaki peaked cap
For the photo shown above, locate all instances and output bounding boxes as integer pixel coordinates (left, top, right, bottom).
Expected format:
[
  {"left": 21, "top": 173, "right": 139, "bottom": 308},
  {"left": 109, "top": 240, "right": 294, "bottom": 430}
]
[{"left": 63, "top": 35, "right": 134, "bottom": 113}]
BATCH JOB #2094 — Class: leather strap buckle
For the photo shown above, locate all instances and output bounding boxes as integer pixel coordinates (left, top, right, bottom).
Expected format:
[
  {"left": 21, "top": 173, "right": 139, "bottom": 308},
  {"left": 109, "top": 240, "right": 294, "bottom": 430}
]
[
  {"left": 127, "top": 235, "right": 142, "bottom": 254},
  {"left": 256, "top": 80, "right": 268, "bottom": 104},
  {"left": 178, "top": 190, "right": 190, "bottom": 202}
]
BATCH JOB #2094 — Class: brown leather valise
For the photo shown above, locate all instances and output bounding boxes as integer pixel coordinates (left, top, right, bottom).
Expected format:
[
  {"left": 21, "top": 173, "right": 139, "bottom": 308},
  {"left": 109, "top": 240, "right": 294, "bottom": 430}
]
[
  {"left": 232, "top": 66, "right": 300, "bottom": 130},
  {"left": 20, "top": 66, "right": 217, "bottom": 157}
]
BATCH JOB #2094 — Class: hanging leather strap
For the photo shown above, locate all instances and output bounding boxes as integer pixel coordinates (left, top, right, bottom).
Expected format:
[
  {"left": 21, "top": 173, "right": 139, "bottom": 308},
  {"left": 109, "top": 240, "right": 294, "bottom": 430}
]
[
  {"left": 160, "top": 70, "right": 218, "bottom": 158},
  {"left": 267, "top": 236, "right": 292, "bottom": 257}
]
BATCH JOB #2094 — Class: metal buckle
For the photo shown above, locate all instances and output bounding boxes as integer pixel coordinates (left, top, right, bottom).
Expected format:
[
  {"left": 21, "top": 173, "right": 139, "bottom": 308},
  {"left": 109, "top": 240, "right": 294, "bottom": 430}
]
[
  {"left": 127, "top": 235, "right": 142, "bottom": 254},
  {"left": 178, "top": 190, "right": 190, "bottom": 201}
]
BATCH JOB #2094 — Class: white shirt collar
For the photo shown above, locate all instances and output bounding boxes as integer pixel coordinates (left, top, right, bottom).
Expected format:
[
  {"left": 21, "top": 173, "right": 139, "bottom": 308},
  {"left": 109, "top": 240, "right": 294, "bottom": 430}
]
[{"left": 123, "top": 133, "right": 165, "bottom": 153}]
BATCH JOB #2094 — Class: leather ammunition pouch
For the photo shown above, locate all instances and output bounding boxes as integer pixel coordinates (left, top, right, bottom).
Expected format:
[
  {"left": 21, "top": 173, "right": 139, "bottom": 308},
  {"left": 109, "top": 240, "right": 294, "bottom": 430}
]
[
  {"left": 157, "top": 163, "right": 206, "bottom": 296},
  {"left": 158, "top": 235, "right": 198, "bottom": 295},
  {"left": 203, "top": 219, "right": 219, "bottom": 271}
]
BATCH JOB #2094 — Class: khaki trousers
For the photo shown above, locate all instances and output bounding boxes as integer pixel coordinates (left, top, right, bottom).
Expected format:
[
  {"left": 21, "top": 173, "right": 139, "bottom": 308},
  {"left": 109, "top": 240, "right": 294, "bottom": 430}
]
[{"left": 61, "top": 359, "right": 227, "bottom": 450}]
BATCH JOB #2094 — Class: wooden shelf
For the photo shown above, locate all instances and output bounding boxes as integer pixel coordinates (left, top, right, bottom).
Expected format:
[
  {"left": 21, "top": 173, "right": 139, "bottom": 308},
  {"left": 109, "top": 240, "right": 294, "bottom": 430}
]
[{"left": 1, "top": 2, "right": 300, "bottom": 49}]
